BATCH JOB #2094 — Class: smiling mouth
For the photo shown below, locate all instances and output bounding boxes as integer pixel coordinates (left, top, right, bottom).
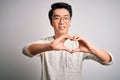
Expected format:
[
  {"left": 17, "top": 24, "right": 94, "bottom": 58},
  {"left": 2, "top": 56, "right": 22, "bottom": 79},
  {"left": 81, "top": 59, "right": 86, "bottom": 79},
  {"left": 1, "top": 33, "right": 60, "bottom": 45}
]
[{"left": 59, "top": 26, "right": 66, "bottom": 30}]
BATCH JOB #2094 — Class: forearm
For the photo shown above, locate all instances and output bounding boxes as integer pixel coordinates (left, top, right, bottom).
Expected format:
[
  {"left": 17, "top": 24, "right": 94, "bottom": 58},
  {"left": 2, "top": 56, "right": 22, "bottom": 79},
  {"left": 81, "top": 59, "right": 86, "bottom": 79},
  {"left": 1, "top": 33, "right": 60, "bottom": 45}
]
[
  {"left": 81, "top": 39, "right": 112, "bottom": 63},
  {"left": 27, "top": 43, "right": 52, "bottom": 56},
  {"left": 90, "top": 47, "right": 112, "bottom": 63}
]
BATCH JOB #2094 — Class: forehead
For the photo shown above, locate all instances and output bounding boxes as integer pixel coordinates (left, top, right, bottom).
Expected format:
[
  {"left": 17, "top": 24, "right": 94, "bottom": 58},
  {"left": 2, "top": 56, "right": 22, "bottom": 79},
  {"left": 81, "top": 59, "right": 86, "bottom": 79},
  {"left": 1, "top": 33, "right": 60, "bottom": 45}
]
[{"left": 53, "top": 8, "right": 70, "bottom": 16}]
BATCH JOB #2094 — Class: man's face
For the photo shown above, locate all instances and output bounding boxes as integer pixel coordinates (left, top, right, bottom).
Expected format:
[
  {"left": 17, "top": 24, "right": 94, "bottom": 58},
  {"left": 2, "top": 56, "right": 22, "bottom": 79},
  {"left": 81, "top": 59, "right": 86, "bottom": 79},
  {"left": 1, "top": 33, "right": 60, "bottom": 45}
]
[{"left": 51, "top": 8, "right": 71, "bottom": 35}]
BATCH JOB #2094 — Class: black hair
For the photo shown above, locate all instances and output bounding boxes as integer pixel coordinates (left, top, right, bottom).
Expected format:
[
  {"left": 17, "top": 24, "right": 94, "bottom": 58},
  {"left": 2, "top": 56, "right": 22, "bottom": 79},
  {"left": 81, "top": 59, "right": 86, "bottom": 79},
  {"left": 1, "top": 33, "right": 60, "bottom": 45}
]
[{"left": 48, "top": 2, "right": 72, "bottom": 22}]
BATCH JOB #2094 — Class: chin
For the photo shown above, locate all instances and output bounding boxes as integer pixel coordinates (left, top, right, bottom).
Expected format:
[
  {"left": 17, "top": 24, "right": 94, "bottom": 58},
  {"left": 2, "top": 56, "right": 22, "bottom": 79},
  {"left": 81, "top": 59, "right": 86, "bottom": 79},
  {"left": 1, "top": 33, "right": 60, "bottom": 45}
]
[
  {"left": 56, "top": 29, "right": 68, "bottom": 35},
  {"left": 59, "top": 31, "right": 68, "bottom": 35}
]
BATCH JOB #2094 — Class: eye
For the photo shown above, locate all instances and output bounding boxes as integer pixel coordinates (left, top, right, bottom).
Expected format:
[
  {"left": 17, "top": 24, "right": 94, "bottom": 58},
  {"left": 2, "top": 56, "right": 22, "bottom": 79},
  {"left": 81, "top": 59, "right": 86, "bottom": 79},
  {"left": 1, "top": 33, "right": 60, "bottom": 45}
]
[
  {"left": 64, "top": 17, "right": 68, "bottom": 20},
  {"left": 64, "top": 17, "right": 70, "bottom": 20},
  {"left": 54, "top": 17, "right": 60, "bottom": 20}
]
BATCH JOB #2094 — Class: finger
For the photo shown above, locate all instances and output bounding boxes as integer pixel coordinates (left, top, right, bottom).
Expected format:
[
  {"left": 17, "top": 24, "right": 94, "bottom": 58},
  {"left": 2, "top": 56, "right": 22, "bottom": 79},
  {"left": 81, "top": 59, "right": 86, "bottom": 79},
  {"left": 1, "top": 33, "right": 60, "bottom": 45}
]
[
  {"left": 56, "top": 35, "right": 70, "bottom": 41},
  {"left": 71, "top": 48, "right": 81, "bottom": 53},
  {"left": 63, "top": 47, "right": 72, "bottom": 53},
  {"left": 73, "top": 34, "right": 80, "bottom": 41},
  {"left": 65, "top": 35, "right": 73, "bottom": 40}
]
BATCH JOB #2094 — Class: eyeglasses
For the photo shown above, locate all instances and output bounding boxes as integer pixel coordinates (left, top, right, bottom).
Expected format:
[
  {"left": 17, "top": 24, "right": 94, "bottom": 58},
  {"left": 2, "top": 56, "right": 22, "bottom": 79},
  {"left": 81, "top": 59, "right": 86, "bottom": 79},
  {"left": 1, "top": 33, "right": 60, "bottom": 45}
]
[{"left": 52, "top": 16, "right": 70, "bottom": 22}]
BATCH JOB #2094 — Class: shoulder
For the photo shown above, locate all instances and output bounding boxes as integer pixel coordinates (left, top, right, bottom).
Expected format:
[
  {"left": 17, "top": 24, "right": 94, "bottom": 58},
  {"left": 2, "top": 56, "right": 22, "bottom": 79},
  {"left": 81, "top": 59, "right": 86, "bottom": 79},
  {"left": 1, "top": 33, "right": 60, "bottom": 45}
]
[
  {"left": 44, "top": 36, "right": 54, "bottom": 41},
  {"left": 33, "top": 36, "right": 54, "bottom": 43},
  {"left": 26, "top": 36, "right": 54, "bottom": 45},
  {"left": 41, "top": 36, "right": 54, "bottom": 42}
]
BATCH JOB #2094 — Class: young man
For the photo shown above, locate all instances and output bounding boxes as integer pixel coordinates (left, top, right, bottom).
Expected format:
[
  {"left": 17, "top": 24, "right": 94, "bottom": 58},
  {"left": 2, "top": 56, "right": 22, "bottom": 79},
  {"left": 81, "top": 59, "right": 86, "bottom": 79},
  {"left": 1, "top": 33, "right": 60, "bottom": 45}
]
[{"left": 22, "top": 2, "right": 113, "bottom": 80}]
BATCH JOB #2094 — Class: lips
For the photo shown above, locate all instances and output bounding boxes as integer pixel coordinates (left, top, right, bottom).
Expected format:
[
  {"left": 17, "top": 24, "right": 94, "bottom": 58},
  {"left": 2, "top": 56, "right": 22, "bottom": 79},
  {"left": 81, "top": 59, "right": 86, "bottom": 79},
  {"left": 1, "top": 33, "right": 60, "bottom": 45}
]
[{"left": 58, "top": 26, "right": 65, "bottom": 30}]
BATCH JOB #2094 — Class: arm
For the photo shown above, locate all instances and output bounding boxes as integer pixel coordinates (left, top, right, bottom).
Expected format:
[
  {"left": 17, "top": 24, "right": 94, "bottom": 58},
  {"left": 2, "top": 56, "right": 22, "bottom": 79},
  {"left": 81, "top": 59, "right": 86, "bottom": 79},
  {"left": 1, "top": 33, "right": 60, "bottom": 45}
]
[
  {"left": 23, "top": 35, "right": 73, "bottom": 57},
  {"left": 88, "top": 46, "right": 112, "bottom": 63},
  {"left": 22, "top": 42, "right": 52, "bottom": 57},
  {"left": 27, "top": 43, "right": 52, "bottom": 56},
  {"left": 71, "top": 34, "right": 112, "bottom": 63}
]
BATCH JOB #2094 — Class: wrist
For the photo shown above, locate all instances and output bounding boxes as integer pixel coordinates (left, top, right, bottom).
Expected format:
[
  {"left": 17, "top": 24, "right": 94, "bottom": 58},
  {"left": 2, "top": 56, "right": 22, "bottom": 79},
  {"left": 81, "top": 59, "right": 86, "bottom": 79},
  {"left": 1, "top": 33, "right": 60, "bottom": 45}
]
[
  {"left": 89, "top": 46, "right": 99, "bottom": 55},
  {"left": 46, "top": 43, "right": 53, "bottom": 51}
]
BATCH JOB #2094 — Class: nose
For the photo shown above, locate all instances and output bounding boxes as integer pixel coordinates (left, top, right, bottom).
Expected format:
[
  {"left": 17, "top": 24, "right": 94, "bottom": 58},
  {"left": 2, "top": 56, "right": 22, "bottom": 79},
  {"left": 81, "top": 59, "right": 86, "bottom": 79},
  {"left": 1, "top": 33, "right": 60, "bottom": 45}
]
[{"left": 59, "top": 18, "right": 64, "bottom": 24}]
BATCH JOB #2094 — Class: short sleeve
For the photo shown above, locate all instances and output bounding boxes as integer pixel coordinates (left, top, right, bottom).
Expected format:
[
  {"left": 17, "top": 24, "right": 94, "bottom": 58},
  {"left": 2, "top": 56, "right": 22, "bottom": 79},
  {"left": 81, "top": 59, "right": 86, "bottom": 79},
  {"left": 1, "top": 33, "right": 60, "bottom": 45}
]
[
  {"left": 22, "top": 39, "right": 46, "bottom": 58},
  {"left": 83, "top": 52, "right": 113, "bottom": 66}
]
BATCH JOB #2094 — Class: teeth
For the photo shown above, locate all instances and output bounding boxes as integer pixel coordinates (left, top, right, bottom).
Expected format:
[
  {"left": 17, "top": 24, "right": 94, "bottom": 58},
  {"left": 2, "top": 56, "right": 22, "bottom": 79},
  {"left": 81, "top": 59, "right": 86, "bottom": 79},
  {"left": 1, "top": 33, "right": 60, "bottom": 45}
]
[{"left": 59, "top": 26, "right": 65, "bottom": 30}]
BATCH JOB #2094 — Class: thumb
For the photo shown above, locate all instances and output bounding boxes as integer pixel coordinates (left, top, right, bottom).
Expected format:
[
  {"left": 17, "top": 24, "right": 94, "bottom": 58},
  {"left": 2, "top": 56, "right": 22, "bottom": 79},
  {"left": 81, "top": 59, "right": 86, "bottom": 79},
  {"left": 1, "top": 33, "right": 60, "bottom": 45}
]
[
  {"left": 63, "top": 47, "right": 72, "bottom": 53},
  {"left": 71, "top": 48, "right": 81, "bottom": 53}
]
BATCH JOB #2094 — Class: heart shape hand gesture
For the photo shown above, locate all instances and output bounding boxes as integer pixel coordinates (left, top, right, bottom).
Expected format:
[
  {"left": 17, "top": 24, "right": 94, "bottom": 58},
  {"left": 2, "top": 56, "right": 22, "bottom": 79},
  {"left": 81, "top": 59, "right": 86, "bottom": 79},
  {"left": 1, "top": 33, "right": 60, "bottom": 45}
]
[{"left": 50, "top": 34, "right": 94, "bottom": 53}]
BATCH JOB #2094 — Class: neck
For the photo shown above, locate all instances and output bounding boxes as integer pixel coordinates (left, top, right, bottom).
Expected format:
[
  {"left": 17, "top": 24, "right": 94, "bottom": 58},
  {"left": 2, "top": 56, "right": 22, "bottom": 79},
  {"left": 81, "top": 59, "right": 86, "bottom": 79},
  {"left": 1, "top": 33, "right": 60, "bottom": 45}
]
[{"left": 54, "top": 33, "right": 69, "bottom": 39}]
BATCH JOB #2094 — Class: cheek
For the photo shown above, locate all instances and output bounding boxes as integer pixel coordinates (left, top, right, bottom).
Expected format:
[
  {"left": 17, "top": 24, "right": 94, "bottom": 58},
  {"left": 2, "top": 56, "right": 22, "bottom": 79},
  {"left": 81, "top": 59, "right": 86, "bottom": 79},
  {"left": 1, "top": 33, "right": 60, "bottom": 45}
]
[
  {"left": 67, "top": 22, "right": 70, "bottom": 27},
  {"left": 51, "top": 22, "right": 58, "bottom": 29}
]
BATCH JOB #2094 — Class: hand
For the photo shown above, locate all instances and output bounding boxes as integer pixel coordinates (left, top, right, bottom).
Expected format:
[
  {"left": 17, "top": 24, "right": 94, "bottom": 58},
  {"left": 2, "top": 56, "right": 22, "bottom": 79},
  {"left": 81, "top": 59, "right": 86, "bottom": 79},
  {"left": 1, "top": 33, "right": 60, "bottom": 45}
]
[
  {"left": 71, "top": 34, "right": 94, "bottom": 53},
  {"left": 50, "top": 34, "right": 94, "bottom": 53},
  {"left": 50, "top": 35, "right": 73, "bottom": 53}
]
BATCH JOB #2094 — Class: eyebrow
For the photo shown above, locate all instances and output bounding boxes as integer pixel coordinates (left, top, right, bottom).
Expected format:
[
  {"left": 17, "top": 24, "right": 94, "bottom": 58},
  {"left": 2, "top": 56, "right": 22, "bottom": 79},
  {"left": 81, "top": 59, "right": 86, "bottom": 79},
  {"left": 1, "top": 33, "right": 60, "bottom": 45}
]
[{"left": 52, "top": 15, "right": 70, "bottom": 17}]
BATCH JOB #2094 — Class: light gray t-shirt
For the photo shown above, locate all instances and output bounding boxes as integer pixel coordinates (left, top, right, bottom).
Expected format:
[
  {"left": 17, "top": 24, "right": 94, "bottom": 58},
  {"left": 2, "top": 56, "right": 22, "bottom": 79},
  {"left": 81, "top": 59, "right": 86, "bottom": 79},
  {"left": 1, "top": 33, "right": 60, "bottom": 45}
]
[{"left": 23, "top": 36, "right": 113, "bottom": 80}]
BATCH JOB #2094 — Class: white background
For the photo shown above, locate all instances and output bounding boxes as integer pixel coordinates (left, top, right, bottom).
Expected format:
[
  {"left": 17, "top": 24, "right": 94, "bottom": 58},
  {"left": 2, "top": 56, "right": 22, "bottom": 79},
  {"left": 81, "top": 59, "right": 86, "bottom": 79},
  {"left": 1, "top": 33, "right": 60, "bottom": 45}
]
[{"left": 0, "top": 0, "right": 119, "bottom": 80}]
